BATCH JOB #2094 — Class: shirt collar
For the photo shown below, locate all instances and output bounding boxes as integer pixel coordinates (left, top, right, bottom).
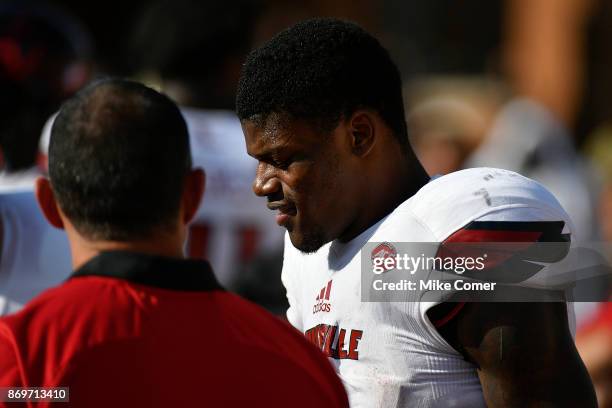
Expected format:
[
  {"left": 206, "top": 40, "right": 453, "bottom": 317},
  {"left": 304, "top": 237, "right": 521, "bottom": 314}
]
[{"left": 70, "top": 251, "right": 223, "bottom": 292}]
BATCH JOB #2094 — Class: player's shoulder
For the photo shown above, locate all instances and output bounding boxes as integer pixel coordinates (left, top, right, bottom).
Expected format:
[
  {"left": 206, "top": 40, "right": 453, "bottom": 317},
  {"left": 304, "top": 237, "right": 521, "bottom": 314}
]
[
  {"left": 414, "top": 167, "right": 559, "bottom": 206},
  {"left": 403, "top": 167, "right": 570, "bottom": 240}
]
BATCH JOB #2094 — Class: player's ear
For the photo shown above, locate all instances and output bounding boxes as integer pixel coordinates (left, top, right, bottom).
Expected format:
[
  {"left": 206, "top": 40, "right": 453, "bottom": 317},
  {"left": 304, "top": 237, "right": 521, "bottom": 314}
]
[
  {"left": 347, "top": 110, "right": 376, "bottom": 157},
  {"left": 181, "top": 168, "right": 205, "bottom": 225},
  {"left": 35, "top": 177, "right": 64, "bottom": 229}
]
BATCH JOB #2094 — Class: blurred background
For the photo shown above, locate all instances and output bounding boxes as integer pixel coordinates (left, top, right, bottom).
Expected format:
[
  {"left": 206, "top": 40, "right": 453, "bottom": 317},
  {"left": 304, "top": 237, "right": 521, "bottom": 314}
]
[{"left": 1, "top": 0, "right": 612, "bottom": 405}]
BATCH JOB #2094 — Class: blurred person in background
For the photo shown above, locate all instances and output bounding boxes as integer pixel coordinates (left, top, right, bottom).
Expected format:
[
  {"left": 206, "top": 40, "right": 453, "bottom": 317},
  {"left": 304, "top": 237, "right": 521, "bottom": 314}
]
[
  {"left": 402, "top": 0, "right": 604, "bottom": 328},
  {"left": 405, "top": 76, "right": 600, "bottom": 243},
  {"left": 578, "top": 127, "right": 612, "bottom": 408},
  {"left": 130, "top": 0, "right": 257, "bottom": 110},
  {"left": 0, "top": 2, "right": 91, "bottom": 314},
  {"left": 0, "top": 1, "right": 91, "bottom": 188},
  {"left": 586, "top": 127, "right": 612, "bottom": 246},
  {"left": 398, "top": 0, "right": 600, "bottom": 244},
  {"left": 405, "top": 77, "right": 507, "bottom": 177},
  {"left": 0, "top": 78, "right": 349, "bottom": 407},
  {"left": 468, "top": 0, "right": 605, "bottom": 327},
  {"left": 128, "top": 0, "right": 287, "bottom": 311}
]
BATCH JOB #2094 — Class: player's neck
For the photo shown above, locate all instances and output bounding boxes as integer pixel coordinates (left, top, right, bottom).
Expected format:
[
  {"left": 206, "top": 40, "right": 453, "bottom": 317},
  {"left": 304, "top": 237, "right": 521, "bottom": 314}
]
[
  {"left": 66, "top": 228, "right": 186, "bottom": 271},
  {"left": 338, "top": 152, "right": 430, "bottom": 243}
]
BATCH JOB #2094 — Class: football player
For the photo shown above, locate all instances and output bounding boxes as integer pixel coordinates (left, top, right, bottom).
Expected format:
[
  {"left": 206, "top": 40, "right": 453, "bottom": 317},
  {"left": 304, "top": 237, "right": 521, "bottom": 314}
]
[{"left": 236, "top": 18, "right": 596, "bottom": 407}]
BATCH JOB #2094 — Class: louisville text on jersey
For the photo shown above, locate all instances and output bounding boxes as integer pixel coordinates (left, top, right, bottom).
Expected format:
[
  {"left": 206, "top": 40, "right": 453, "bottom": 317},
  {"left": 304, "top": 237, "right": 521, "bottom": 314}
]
[{"left": 304, "top": 324, "right": 363, "bottom": 360}]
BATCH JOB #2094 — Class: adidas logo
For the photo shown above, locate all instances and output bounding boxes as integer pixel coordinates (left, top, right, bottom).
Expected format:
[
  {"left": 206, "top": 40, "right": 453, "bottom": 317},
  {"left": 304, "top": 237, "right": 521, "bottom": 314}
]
[{"left": 313, "top": 280, "right": 332, "bottom": 314}]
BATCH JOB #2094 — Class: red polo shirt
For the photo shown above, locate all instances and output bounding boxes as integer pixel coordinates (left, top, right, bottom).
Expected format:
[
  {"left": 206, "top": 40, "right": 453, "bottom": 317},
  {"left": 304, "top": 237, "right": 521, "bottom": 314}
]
[{"left": 0, "top": 251, "right": 348, "bottom": 407}]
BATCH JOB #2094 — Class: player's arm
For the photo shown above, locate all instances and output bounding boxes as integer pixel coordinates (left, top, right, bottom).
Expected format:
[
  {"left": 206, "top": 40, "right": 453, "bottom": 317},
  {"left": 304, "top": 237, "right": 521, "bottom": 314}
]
[{"left": 436, "top": 301, "right": 597, "bottom": 407}]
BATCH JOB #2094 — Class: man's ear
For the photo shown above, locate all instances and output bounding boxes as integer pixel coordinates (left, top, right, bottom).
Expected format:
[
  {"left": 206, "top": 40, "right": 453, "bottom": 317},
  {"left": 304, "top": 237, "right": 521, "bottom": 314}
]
[
  {"left": 182, "top": 168, "right": 205, "bottom": 225},
  {"left": 348, "top": 110, "right": 376, "bottom": 157},
  {"left": 35, "top": 177, "right": 64, "bottom": 229}
]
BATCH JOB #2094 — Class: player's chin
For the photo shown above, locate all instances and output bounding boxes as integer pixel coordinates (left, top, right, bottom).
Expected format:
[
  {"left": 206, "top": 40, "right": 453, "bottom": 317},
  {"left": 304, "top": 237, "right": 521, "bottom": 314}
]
[{"left": 288, "top": 227, "right": 328, "bottom": 254}]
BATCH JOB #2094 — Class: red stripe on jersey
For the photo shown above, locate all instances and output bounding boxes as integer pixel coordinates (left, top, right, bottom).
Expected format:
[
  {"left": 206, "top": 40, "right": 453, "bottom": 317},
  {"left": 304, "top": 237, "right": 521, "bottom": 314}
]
[
  {"left": 433, "top": 302, "right": 466, "bottom": 328},
  {"left": 444, "top": 228, "right": 542, "bottom": 243},
  {"left": 440, "top": 229, "right": 542, "bottom": 269},
  {"left": 324, "top": 280, "right": 333, "bottom": 300},
  {"left": 432, "top": 221, "right": 567, "bottom": 328}
]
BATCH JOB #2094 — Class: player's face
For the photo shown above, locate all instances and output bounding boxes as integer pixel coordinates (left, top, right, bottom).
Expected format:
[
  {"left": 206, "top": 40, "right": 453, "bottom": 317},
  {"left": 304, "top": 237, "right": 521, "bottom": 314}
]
[{"left": 243, "top": 115, "right": 360, "bottom": 253}]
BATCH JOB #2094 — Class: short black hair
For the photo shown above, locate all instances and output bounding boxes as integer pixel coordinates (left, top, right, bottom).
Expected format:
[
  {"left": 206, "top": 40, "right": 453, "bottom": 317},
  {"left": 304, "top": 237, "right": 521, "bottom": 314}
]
[
  {"left": 49, "top": 78, "right": 191, "bottom": 240},
  {"left": 235, "top": 18, "right": 409, "bottom": 149}
]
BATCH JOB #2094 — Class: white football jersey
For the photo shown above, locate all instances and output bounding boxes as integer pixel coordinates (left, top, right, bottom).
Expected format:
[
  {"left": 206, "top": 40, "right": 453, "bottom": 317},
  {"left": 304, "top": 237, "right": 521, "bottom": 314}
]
[
  {"left": 0, "top": 190, "right": 72, "bottom": 315},
  {"left": 282, "top": 167, "right": 574, "bottom": 408},
  {"left": 0, "top": 167, "right": 42, "bottom": 191}
]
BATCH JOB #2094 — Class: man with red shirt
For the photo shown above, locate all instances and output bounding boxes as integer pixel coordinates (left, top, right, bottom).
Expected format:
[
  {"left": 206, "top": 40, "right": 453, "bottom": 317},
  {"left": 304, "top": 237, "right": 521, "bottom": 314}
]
[{"left": 0, "top": 78, "right": 348, "bottom": 407}]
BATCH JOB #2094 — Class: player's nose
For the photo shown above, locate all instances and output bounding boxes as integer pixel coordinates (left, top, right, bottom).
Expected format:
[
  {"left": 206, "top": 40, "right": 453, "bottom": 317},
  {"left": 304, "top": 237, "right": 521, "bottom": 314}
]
[{"left": 252, "top": 162, "right": 281, "bottom": 197}]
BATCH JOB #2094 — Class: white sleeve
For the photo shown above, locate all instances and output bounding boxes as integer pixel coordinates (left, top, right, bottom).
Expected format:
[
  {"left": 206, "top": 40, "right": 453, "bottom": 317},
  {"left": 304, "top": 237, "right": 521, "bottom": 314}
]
[
  {"left": 280, "top": 232, "right": 303, "bottom": 331},
  {"left": 419, "top": 204, "right": 576, "bottom": 351}
]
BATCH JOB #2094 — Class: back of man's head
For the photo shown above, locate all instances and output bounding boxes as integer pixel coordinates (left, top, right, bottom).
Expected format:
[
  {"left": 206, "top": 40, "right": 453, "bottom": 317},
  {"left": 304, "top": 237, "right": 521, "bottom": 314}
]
[{"left": 49, "top": 78, "right": 191, "bottom": 241}]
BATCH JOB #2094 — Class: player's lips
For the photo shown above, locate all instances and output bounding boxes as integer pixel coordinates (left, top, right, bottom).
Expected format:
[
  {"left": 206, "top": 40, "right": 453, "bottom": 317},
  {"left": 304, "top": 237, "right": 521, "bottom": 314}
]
[{"left": 267, "top": 202, "right": 297, "bottom": 226}]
